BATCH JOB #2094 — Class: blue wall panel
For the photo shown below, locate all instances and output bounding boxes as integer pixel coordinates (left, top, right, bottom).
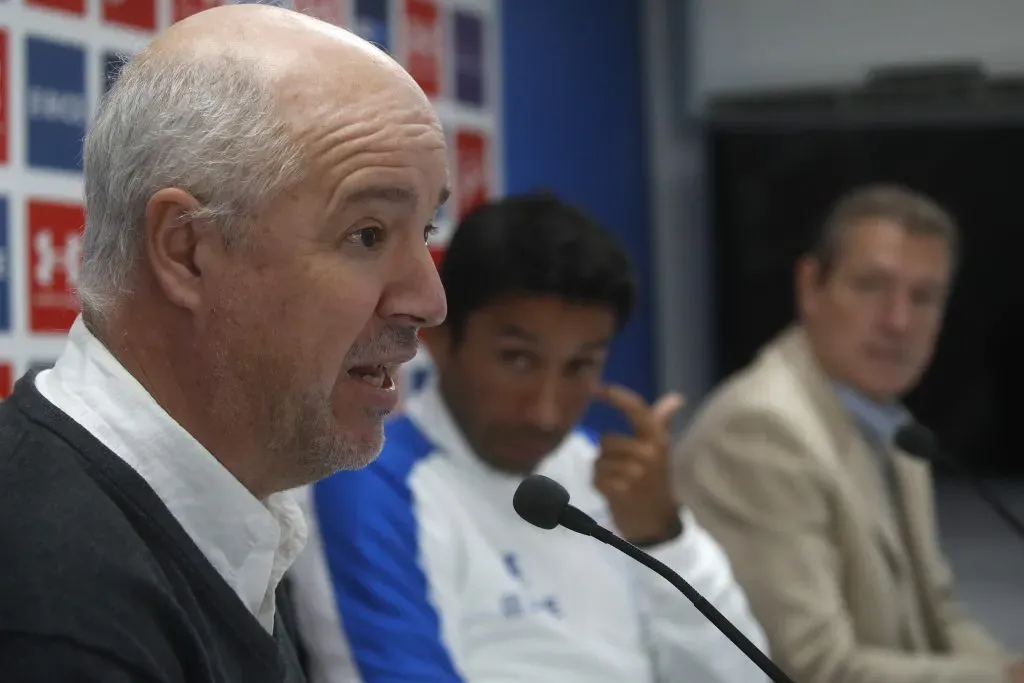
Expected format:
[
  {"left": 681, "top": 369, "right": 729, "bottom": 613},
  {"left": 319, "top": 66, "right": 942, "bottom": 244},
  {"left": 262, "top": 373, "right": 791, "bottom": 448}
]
[{"left": 501, "top": 0, "right": 654, "bottom": 433}]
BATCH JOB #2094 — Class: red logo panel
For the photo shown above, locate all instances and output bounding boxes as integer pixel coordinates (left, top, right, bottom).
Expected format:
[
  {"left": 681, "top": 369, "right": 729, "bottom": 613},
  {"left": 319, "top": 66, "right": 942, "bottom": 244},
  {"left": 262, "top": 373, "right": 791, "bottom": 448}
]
[
  {"left": 0, "top": 363, "right": 11, "bottom": 400},
  {"left": 455, "top": 129, "right": 489, "bottom": 219},
  {"left": 0, "top": 30, "right": 7, "bottom": 166},
  {"left": 429, "top": 245, "right": 445, "bottom": 269},
  {"left": 103, "top": 0, "right": 158, "bottom": 32},
  {"left": 27, "top": 200, "right": 84, "bottom": 333},
  {"left": 26, "top": 0, "right": 86, "bottom": 15},
  {"left": 172, "top": 0, "right": 222, "bottom": 23},
  {"left": 403, "top": 0, "right": 441, "bottom": 98}
]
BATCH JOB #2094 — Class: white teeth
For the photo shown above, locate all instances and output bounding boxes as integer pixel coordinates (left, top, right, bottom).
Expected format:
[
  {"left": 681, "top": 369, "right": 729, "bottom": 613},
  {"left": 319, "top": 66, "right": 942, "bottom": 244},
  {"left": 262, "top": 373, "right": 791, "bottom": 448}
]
[{"left": 355, "top": 366, "right": 387, "bottom": 388}]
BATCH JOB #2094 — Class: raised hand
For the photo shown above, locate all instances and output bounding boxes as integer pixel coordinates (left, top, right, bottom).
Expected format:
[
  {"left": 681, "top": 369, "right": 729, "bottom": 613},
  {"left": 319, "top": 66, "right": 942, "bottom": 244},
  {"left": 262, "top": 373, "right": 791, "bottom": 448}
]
[{"left": 593, "top": 384, "right": 685, "bottom": 544}]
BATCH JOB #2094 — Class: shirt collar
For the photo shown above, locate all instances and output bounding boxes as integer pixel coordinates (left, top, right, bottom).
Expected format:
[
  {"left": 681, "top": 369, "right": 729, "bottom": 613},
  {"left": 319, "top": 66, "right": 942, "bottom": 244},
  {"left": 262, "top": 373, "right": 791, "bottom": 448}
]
[
  {"left": 832, "top": 381, "right": 909, "bottom": 450},
  {"left": 405, "top": 376, "right": 502, "bottom": 473},
  {"left": 35, "top": 316, "right": 308, "bottom": 633},
  {"left": 404, "top": 376, "right": 548, "bottom": 490}
]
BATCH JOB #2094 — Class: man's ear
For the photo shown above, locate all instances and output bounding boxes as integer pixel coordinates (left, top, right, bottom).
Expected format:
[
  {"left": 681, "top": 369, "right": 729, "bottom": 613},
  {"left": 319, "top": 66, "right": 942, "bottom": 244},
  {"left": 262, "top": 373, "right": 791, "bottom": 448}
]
[
  {"left": 144, "top": 188, "right": 221, "bottom": 312},
  {"left": 794, "top": 255, "right": 823, "bottom": 319}
]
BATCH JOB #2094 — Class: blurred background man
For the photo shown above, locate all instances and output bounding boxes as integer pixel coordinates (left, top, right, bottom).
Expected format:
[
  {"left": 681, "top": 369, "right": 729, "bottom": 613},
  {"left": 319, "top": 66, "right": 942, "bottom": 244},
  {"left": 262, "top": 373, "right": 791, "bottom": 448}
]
[
  {"left": 673, "top": 185, "right": 1021, "bottom": 683},
  {"left": 288, "top": 193, "right": 769, "bottom": 683}
]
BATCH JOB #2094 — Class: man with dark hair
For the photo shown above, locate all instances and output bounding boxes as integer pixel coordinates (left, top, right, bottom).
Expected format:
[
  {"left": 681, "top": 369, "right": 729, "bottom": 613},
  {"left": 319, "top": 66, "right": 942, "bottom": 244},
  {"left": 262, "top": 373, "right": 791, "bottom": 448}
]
[
  {"left": 288, "top": 193, "right": 769, "bottom": 683},
  {"left": 674, "top": 183, "right": 1021, "bottom": 683}
]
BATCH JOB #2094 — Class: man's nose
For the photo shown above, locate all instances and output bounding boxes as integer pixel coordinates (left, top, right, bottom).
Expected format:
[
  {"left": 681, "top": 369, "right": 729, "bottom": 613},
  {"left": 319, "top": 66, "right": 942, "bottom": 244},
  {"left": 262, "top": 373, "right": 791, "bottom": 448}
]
[
  {"left": 882, "top": 291, "right": 913, "bottom": 333},
  {"left": 381, "top": 243, "right": 448, "bottom": 329},
  {"left": 524, "top": 379, "right": 562, "bottom": 432}
]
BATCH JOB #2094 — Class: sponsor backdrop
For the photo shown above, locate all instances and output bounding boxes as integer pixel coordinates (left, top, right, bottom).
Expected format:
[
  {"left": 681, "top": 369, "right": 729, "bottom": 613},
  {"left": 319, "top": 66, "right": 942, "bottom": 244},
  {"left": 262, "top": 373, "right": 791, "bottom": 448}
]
[{"left": 0, "top": 0, "right": 502, "bottom": 398}]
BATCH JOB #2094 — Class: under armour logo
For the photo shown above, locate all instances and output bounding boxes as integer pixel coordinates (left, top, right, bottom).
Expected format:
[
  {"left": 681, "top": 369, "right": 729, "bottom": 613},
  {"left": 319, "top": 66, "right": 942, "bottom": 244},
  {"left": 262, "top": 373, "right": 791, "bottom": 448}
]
[
  {"left": 34, "top": 229, "right": 82, "bottom": 288},
  {"left": 459, "top": 155, "right": 485, "bottom": 201},
  {"left": 408, "top": 18, "right": 438, "bottom": 57}
]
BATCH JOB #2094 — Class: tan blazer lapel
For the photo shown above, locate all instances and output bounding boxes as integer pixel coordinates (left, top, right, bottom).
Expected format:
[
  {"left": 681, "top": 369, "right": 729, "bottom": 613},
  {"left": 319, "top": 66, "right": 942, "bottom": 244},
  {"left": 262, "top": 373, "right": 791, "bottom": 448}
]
[
  {"left": 891, "top": 453, "right": 953, "bottom": 652},
  {"left": 773, "top": 326, "right": 909, "bottom": 578},
  {"left": 846, "top": 439, "right": 909, "bottom": 577}
]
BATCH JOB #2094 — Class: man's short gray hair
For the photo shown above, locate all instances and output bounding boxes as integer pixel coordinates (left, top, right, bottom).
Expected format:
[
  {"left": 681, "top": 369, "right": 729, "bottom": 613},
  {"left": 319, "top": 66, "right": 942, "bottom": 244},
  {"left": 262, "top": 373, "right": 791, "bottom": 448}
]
[
  {"left": 78, "top": 51, "right": 306, "bottom": 318},
  {"left": 809, "top": 183, "right": 960, "bottom": 280}
]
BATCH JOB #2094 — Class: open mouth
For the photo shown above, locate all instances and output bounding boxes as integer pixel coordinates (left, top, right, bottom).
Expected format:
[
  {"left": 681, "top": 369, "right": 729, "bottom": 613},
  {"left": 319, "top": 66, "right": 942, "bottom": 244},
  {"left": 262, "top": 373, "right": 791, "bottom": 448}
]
[{"left": 348, "top": 365, "right": 395, "bottom": 390}]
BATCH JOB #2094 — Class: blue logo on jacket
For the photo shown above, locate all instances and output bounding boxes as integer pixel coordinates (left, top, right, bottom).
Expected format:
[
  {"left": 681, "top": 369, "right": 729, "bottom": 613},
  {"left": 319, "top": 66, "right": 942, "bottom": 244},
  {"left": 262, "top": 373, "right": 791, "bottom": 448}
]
[
  {"left": 498, "top": 552, "right": 562, "bottom": 619},
  {"left": 503, "top": 553, "right": 522, "bottom": 580}
]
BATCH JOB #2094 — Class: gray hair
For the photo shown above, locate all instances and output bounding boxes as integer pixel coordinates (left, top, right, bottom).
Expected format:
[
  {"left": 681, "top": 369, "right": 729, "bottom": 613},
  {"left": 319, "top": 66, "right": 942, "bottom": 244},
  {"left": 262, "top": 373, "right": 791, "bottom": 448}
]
[
  {"left": 809, "top": 183, "right": 960, "bottom": 280},
  {"left": 78, "top": 50, "right": 307, "bottom": 318}
]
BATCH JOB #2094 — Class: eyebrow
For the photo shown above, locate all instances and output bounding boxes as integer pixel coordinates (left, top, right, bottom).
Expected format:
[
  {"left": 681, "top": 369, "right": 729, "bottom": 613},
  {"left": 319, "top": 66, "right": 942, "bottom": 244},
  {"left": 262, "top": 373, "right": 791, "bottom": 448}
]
[
  {"left": 498, "top": 324, "right": 537, "bottom": 343},
  {"left": 497, "top": 324, "right": 612, "bottom": 352},
  {"left": 344, "top": 185, "right": 451, "bottom": 211},
  {"left": 577, "top": 339, "right": 612, "bottom": 353}
]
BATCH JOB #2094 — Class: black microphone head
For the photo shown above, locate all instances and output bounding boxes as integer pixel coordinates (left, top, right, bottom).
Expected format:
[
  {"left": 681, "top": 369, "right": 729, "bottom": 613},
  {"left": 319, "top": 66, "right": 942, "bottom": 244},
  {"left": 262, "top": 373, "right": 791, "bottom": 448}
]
[
  {"left": 894, "top": 422, "right": 938, "bottom": 461},
  {"left": 513, "top": 474, "right": 569, "bottom": 530}
]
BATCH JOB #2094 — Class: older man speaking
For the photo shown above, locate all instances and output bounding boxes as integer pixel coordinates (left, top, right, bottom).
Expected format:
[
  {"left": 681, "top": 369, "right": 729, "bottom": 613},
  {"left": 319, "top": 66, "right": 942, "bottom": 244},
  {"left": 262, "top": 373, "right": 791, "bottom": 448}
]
[{"left": 0, "top": 4, "right": 447, "bottom": 682}]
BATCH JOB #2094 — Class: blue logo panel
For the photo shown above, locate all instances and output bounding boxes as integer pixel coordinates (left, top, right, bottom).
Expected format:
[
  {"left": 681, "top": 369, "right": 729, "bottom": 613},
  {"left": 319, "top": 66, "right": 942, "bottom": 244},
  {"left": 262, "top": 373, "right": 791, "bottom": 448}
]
[
  {"left": 26, "top": 36, "right": 88, "bottom": 172},
  {"left": 103, "top": 50, "right": 127, "bottom": 96},
  {"left": 454, "top": 10, "right": 484, "bottom": 106},
  {"left": 354, "top": 0, "right": 389, "bottom": 52},
  {"left": 0, "top": 196, "right": 9, "bottom": 333}
]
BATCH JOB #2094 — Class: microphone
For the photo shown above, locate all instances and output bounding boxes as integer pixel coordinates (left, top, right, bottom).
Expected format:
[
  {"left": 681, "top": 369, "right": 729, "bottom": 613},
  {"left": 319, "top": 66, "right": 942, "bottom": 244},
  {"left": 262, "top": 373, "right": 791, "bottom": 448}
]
[
  {"left": 513, "top": 474, "right": 795, "bottom": 683},
  {"left": 895, "top": 422, "right": 1024, "bottom": 541}
]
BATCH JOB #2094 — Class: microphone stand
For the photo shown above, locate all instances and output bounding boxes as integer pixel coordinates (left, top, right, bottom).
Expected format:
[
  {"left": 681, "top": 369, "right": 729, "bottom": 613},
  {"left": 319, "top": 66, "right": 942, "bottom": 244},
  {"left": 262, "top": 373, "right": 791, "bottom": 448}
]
[
  {"left": 572, "top": 511, "right": 796, "bottom": 683},
  {"left": 517, "top": 477, "right": 796, "bottom": 683},
  {"left": 896, "top": 424, "right": 1024, "bottom": 542},
  {"left": 942, "top": 458, "right": 1024, "bottom": 541}
]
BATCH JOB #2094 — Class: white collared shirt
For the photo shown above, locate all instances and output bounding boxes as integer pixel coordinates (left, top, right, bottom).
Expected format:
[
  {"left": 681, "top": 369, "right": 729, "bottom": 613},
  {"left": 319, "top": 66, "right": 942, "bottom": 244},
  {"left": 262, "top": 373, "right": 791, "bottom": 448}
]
[{"left": 35, "top": 316, "right": 308, "bottom": 633}]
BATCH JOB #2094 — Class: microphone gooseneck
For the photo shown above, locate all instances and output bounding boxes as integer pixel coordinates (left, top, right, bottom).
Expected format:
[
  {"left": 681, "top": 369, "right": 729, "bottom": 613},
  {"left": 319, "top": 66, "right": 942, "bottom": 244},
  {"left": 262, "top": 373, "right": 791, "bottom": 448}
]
[
  {"left": 893, "top": 423, "right": 939, "bottom": 463},
  {"left": 513, "top": 474, "right": 796, "bottom": 683},
  {"left": 895, "top": 422, "right": 1024, "bottom": 541}
]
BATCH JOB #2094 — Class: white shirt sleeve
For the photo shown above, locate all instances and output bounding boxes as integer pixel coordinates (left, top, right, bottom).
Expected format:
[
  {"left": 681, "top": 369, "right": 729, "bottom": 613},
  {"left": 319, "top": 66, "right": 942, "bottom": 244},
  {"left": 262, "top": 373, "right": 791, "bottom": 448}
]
[{"left": 636, "top": 508, "right": 772, "bottom": 683}]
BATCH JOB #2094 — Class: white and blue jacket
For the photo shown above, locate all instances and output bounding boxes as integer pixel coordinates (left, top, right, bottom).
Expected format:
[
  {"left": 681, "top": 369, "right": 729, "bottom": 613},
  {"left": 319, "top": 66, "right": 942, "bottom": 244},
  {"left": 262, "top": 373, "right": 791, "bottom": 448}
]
[{"left": 288, "top": 380, "right": 770, "bottom": 683}]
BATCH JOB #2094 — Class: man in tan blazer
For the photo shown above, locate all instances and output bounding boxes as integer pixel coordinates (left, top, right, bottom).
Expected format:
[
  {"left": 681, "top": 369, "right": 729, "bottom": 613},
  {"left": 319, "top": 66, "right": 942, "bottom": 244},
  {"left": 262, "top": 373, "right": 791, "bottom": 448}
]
[{"left": 674, "top": 184, "right": 1021, "bottom": 683}]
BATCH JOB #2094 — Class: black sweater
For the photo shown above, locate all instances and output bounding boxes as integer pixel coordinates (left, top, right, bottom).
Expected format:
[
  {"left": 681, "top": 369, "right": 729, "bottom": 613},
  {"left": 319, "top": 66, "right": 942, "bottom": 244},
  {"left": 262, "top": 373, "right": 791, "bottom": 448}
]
[{"left": 0, "top": 372, "right": 307, "bottom": 683}]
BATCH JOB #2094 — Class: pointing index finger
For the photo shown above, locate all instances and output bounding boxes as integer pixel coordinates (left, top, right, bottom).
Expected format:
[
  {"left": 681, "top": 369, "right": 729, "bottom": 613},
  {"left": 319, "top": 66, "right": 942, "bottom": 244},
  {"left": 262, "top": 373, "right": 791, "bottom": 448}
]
[
  {"left": 652, "top": 392, "right": 685, "bottom": 426},
  {"left": 595, "top": 384, "right": 660, "bottom": 440}
]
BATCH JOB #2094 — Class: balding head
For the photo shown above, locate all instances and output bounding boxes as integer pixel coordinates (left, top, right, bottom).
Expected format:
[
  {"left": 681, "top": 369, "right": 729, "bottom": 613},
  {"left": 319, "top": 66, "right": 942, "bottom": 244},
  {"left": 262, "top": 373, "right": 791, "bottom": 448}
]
[
  {"left": 80, "top": 5, "right": 449, "bottom": 496},
  {"left": 149, "top": 4, "right": 423, "bottom": 99},
  {"left": 80, "top": 4, "right": 430, "bottom": 315}
]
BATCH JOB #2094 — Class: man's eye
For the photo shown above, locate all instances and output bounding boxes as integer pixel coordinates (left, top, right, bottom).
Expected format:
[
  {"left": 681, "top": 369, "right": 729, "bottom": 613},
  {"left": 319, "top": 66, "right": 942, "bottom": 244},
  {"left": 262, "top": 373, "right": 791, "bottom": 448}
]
[
  {"left": 424, "top": 223, "right": 440, "bottom": 244},
  {"left": 350, "top": 227, "right": 384, "bottom": 249}
]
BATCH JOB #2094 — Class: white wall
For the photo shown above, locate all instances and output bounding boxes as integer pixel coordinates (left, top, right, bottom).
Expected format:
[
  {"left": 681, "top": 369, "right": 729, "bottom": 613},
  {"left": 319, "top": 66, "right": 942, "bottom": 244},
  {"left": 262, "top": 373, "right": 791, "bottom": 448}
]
[{"left": 693, "top": 0, "right": 1024, "bottom": 100}]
